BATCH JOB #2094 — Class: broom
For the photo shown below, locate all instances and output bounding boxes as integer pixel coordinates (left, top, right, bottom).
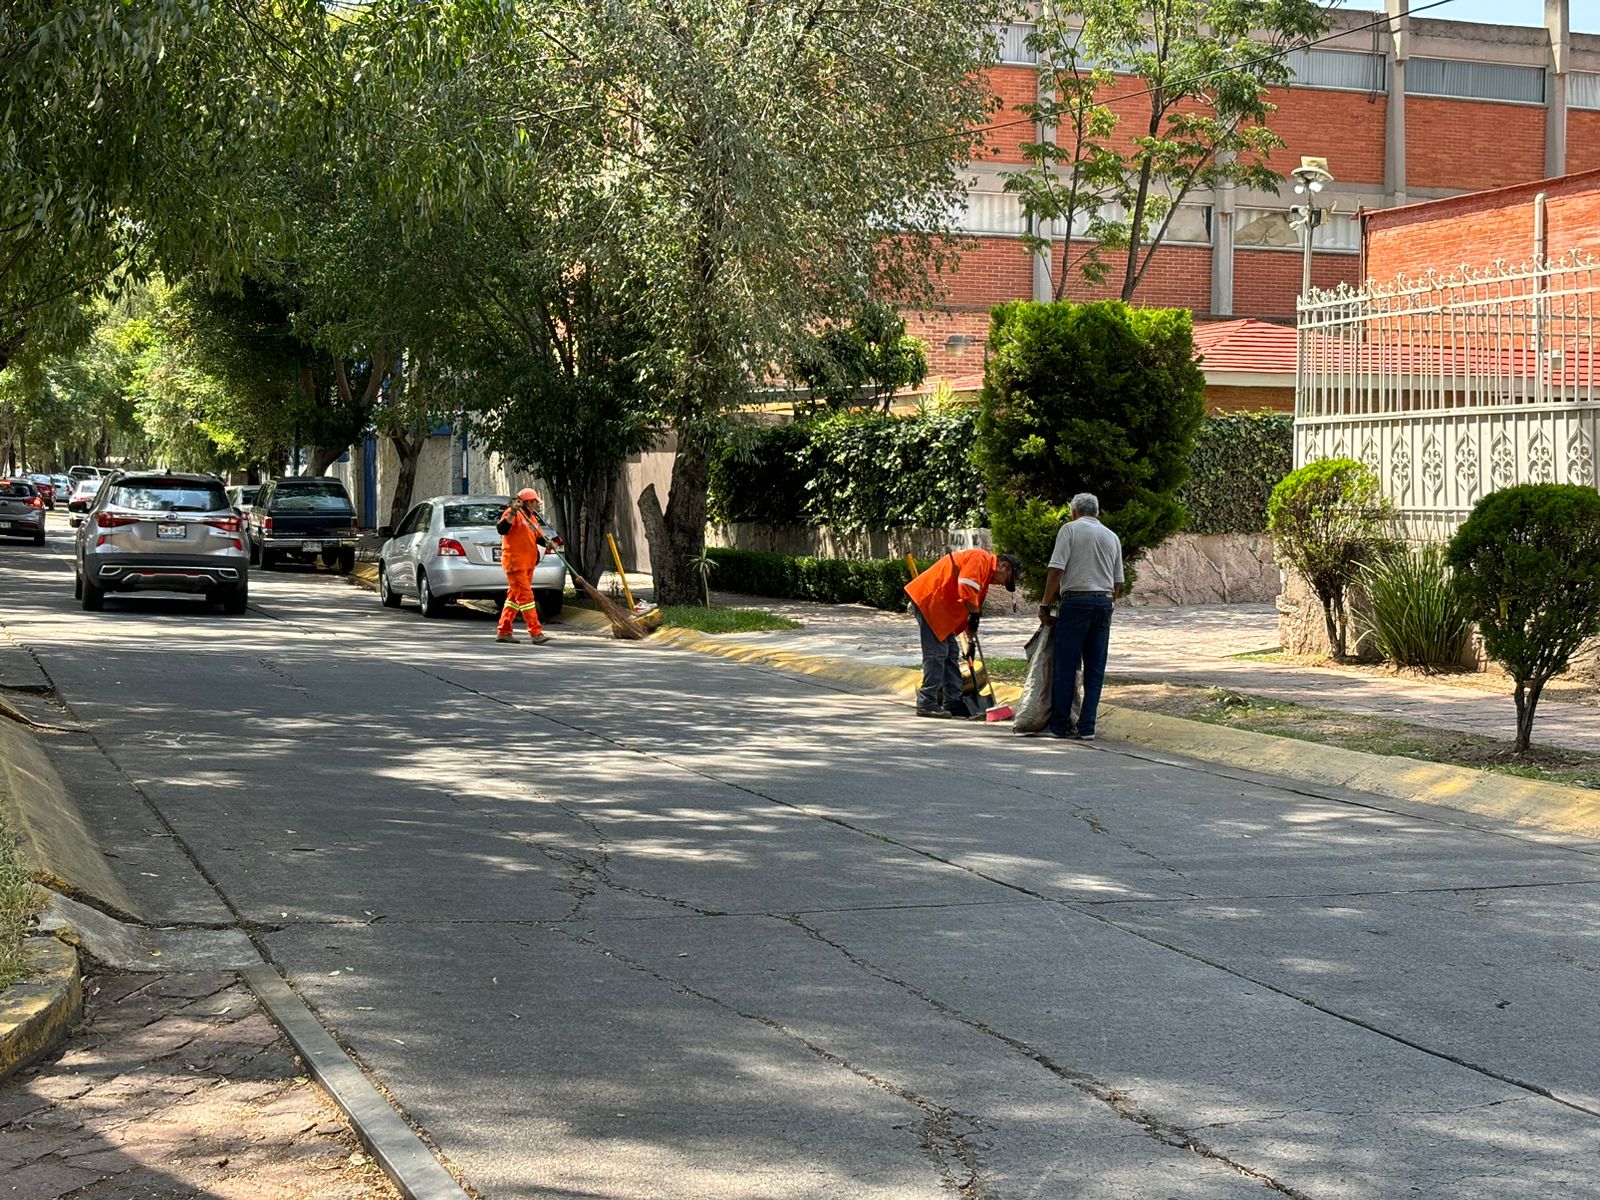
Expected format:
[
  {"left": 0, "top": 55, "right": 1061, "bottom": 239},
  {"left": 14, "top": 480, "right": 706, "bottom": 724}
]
[{"left": 544, "top": 547, "right": 649, "bottom": 640}]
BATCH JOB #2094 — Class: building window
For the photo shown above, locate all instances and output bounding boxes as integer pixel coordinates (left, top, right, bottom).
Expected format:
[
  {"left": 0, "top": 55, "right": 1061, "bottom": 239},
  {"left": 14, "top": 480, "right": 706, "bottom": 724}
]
[
  {"left": 1406, "top": 57, "right": 1544, "bottom": 105},
  {"left": 961, "top": 191, "right": 1027, "bottom": 236},
  {"left": 1284, "top": 48, "right": 1384, "bottom": 92},
  {"left": 1571, "top": 71, "right": 1600, "bottom": 111},
  {"left": 1235, "top": 208, "right": 1359, "bottom": 253},
  {"left": 991, "top": 23, "right": 1037, "bottom": 66}
]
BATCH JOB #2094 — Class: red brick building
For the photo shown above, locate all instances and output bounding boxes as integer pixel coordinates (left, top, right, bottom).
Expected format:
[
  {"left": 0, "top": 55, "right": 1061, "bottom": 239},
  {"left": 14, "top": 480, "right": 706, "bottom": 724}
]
[{"left": 922, "top": 2, "right": 1600, "bottom": 388}]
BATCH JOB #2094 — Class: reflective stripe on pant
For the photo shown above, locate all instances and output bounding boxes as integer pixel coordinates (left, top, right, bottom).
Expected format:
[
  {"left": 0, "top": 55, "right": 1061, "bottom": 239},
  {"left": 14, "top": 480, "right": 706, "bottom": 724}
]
[{"left": 496, "top": 569, "right": 543, "bottom": 636}]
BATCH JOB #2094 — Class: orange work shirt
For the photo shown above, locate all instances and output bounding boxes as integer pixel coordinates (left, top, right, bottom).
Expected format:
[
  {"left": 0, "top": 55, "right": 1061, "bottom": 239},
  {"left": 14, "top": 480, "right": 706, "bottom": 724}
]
[
  {"left": 500, "top": 508, "right": 541, "bottom": 573},
  {"left": 905, "top": 548, "right": 995, "bottom": 640}
]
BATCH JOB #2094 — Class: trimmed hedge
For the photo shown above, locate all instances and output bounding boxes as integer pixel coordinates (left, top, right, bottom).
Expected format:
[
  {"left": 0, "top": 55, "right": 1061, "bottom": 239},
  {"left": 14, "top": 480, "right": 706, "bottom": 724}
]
[
  {"left": 706, "top": 547, "right": 926, "bottom": 611},
  {"left": 709, "top": 408, "right": 986, "bottom": 532},
  {"left": 1178, "top": 411, "right": 1294, "bottom": 535}
]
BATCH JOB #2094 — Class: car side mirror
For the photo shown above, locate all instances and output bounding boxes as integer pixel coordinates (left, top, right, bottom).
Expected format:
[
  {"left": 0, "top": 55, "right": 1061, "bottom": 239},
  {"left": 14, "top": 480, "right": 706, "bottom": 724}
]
[
  {"left": 69, "top": 516, "right": 83, "bottom": 528},
  {"left": 378, "top": 526, "right": 394, "bottom": 540}
]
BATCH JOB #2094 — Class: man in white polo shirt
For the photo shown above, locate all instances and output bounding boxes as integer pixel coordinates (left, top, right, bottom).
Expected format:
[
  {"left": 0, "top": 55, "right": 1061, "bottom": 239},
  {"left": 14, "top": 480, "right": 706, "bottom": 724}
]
[{"left": 1037, "top": 493, "right": 1124, "bottom": 740}]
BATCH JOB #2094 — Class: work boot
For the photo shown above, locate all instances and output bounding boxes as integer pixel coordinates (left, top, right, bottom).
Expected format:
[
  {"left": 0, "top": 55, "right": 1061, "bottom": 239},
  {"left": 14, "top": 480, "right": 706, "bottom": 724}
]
[
  {"left": 527, "top": 632, "right": 552, "bottom": 645},
  {"left": 915, "top": 706, "right": 952, "bottom": 718},
  {"left": 496, "top": 632, "right": 518, "bottom": 643}
]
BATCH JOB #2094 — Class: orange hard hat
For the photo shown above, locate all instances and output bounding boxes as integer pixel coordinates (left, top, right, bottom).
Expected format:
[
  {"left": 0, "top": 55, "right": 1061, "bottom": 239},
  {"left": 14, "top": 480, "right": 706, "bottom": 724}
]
[{"left": 516, "top": 488, "right": 540, "bottom": 503}]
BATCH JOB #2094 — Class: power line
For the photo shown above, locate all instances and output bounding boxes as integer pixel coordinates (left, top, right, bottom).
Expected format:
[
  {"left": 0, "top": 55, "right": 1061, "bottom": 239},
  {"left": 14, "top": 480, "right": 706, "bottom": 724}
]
[{"left": 853, "top": 0, "right": 1461, "bottom": 157}]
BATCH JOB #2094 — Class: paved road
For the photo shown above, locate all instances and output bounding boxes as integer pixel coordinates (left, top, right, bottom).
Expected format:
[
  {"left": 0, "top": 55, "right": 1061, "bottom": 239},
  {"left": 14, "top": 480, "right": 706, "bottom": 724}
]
[{"left": 4, "top": 520, "right": 1600, "bottom": 1198}]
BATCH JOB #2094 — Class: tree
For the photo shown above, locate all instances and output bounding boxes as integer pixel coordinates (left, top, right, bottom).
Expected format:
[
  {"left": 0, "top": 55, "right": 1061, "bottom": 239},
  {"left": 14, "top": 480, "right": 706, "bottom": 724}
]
[
  {"left": 1008, "top": 0, "right": 1329, "bottom": 300},
  {"left": 1447, "top": 485, "right": 1600, "bottom": 754},
  {"left": 356, "top": 0, "right": 1007, "bottom": 602},
  {"left": 0, "top": 2, "right": 333, "bottom": 369},
  {"left": 788, "top": 307, "right": 930, "bottom": 413},
  {"left": 976, "top": 300, "right": 1205, "bottom": 592},
  {"left": 1267, "top": 458, "right": 1396, "bottom": 663}
]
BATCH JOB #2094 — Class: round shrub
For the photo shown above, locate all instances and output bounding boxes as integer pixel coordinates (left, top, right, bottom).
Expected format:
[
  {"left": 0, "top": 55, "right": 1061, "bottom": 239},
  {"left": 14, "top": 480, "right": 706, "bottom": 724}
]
[
  {"left": 1268, "top": 458, "right": 1396, "bottom": 661},
  {"left": 1447, "top": 483, "right": 1600, "bottom": 752}
]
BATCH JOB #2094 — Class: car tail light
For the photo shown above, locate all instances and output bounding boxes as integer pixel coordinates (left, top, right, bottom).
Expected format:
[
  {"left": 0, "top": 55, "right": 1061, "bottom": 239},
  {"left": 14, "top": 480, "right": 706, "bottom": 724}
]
[
  {"left": 95, "top": 511, "right": 136, "bottom": 528},
  {"left": 27, "top": 496, "right": 42, "bottom": 509},
  {"left": 263, "top": 516, "right": 273, "bottom": 532},
  {"left": 351, "top": 517, "right": 359, "bottom": 531},
  {"left": 438, "top": 538, "right": 466, "bottom": 558},
  {"left": 552, "top": 535, "right": 565, "bottom": 549},
  {"left": 204, "top": 515, "right": 241, "bottom": 533}
]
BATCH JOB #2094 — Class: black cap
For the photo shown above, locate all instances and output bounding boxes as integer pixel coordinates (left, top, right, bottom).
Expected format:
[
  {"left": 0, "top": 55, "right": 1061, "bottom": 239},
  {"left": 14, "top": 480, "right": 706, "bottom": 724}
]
[{"left": 997, "top": 552, "right": 1021, "bottom": 592}]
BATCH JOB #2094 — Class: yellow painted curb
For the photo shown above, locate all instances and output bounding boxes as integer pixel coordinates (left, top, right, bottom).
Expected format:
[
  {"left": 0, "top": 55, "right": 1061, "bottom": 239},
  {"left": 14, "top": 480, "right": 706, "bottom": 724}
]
[
  {"left": 647, "top": 625, "right": 1600, "bottom": 841},
  {"left": 0, "top": 719, "right": 137, "bottom": 916},
  {"left": 350, "top": 562, "right": 379, "bottom": 589},
  {"left": 0, "top": 938, "right": 82, "bottom": 1082}
]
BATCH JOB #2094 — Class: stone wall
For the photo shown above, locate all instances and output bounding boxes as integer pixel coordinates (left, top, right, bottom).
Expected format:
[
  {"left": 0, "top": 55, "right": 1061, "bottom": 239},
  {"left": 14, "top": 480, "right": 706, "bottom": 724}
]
[{"left": 1126, "top": 533, "right": 1280, "bottom": 607}]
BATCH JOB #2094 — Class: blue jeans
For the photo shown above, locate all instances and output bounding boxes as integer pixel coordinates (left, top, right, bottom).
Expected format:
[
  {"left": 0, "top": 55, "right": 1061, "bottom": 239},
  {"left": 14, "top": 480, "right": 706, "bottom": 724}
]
[
  {"left": 1049, "top": 595, "right": 1114, "bottom": 735},
  {"left": 912, "top": 603, "right": 962, "bottom": 712}
]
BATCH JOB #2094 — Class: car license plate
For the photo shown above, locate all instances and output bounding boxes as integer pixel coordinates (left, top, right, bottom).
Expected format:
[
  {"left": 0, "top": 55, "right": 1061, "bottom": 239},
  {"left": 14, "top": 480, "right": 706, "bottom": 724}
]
[
  {"left": 0, "top": 521, "right": 13, "bottom": 530},
  {"left": 301, "top": 541, "right": 323, "bottom": 552},
  {"left": 492, "top": 547, "right": 502, "bottom": 562},
  {"left": 157, "top": 524, "right": 186, "bottom": 539}
]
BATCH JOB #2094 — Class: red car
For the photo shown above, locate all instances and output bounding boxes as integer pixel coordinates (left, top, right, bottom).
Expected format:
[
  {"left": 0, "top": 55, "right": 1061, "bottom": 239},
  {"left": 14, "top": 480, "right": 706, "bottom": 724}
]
[{"left": 25, "top": 475, "right": 56, "bottom": 509}]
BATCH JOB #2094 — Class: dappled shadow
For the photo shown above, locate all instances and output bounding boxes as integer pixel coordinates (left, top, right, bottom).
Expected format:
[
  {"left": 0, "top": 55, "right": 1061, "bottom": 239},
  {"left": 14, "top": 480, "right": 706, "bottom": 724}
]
[{"left": 5, "top": 531, "right": 1600, "bottom": 1197}]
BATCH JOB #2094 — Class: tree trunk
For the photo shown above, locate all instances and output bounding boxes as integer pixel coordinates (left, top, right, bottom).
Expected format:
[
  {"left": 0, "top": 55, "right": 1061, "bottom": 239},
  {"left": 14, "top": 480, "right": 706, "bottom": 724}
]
[
  {"left": 304, "top": 445, "right": 345, "bottom": 476},
  {"left": 386, "top": 430, "right": 428, "bottom": 531},
  {"left": 641, "top": 440, "right": 712, "bottom": 605},
  {"left": 1514, "top": 675, "right": 1547, "bottom": 754},
  {"left": 1319, "top": 590, "right": 1346, "bottom": 661}
]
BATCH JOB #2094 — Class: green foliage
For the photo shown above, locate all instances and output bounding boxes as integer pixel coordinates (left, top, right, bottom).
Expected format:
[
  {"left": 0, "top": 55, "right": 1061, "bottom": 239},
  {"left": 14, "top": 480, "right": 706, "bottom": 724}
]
[
  {"left": 1356, "top": 545, "right": 1473, "bottom": 669},
  {"left": 657, "top": 605, "right": 802, "bottom": 633},
  {"left": 1448, "top": 484, "right": 1600, "bottom": 752},
  {"left": 1268, "top": 458, "right": 1397, "bottom": 661},
  {"left": 705, "top": 549, "right": 926, "bottom": 612},
  {"left": 0, "top": 824, "right": 41, "bottom": 990},
  {"left": 709, "top": 409, "right": 986, "bottom": 532},
  {"left": 1178, "top": 412, "right": 1294, "bottom": 535},
  {"left": 788, "top": 306, "right": 929, "bottom": 413},
  {"left": 977, "top": 300, "right": 1206, "bottom": 590},
  {"left": 1010, "top": 0, "right": 1331, "bottom": 301}
]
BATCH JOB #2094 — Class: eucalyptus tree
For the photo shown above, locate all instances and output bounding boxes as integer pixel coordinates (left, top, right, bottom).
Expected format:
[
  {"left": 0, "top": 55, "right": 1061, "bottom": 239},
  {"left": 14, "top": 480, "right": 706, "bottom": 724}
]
[
  {"left": 351, "top": 0, "right": 1007, "bottom": 602},
  {"left": 0, "top": 2, "right": 334, "bottom": 369}
]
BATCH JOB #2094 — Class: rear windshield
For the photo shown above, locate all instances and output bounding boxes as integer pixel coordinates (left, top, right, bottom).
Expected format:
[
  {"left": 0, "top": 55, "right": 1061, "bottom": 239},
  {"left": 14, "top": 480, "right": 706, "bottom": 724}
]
[
  {"left": 74, "top": 480, "right": 101, "bottom": 495},
  {"left": 235, "top": 487, "right": 260, "bottom": 504},
  {"left": 0, "top": 482, "right": 35, "bottom": 498},
  {"left": 106, "top": 480, "right": 229, "bottom": 513},
  {"left": 270, "top": 481, "right": 353, "bottom": 512},
  {"left": 442, "top": 503, "right": 508, "bottom": 529}
]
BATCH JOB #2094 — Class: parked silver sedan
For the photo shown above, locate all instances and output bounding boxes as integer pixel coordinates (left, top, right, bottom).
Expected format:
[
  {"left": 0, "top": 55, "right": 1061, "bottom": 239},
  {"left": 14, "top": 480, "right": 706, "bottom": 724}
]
[{"left": 378, "top": 495, "right": 568, "bottom": 619}]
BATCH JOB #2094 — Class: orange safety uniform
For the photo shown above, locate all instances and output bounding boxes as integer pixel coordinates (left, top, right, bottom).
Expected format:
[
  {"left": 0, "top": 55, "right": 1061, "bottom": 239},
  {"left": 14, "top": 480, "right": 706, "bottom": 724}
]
[
  {"left": 496, "top": 507, "right": 544, "bottom": 637},
  {"left": 904, "top": 548, "right": 997, "bottom": 639}
]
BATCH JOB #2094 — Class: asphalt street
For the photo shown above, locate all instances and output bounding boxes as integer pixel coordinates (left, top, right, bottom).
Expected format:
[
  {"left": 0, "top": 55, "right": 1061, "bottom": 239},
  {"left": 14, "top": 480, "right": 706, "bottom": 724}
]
[{"left": 4, "top": 517, "right": 1600, "bottom": 1199}]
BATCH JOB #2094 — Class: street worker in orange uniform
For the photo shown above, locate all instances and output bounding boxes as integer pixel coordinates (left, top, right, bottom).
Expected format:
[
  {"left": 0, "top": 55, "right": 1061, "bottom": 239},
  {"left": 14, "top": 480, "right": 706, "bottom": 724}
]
[
  {"left": 904, "top": 548, "right": 1019, "bottom": 717},
  {"left": 496, "top": 488, "right": 553, "bottom": 645}
]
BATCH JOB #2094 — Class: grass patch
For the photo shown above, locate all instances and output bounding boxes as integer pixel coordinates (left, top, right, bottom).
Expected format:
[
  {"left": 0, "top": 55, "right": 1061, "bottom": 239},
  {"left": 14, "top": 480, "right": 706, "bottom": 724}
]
[
  {"left": 0, "top": 824, "right": 40, "bottom": 989},
  {"left": 982, "top": 656, "right": 1029, "bottom": 683},
  {"left": 659, "top": 605, "right": 803, "bottom": 634},
  {"left": 1104, "top": 680, "right": 1600, "bottom": 790}
]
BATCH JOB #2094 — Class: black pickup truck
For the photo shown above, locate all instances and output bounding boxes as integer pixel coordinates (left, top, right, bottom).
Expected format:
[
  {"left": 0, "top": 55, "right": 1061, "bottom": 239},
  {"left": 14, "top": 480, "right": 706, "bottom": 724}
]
[{"left": 247, "top": 477, "right": 359, "bottom": 572}]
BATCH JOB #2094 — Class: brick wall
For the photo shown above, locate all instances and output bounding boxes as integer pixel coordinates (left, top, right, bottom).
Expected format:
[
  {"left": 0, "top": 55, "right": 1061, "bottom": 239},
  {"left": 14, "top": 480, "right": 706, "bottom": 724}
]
[
  {"left": 1404, "top": 97, "right": 1545, "bottom": 192},
  {"left": 1262, "top": 87, "right": 1387, "bottom": 185},
  {"left": 1567, "top": 111, "right": 1600, "bottom": 175},
  {"left": 1364, "top": 170, "right": 1600, "bottom": 284},
  {"left": 1205, "top": 383, "right": 1294, "bottom": 413},
  {"left": 1234, "top": 251, "right": 1362, "bottom": 318},
  {"left": 982, "top": 66, "right": 1040, "bottom": 165},
  {"left": 934, "top": 236, "right": 1035, "bottom": 307}
]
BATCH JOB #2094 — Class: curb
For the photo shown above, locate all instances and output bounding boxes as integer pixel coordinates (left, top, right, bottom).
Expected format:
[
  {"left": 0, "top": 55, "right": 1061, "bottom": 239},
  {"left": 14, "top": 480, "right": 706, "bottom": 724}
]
[
  {"left": 0, "top": 716, "right": 138, "bottom": 916},
  {"left": 243, "top": 964, "right": 469, "bottom": 1200},
  {"left": 644, "top": 624, "right": 1600, "bottom": 841},
  {"left": 0, "top": 938, "right": 82, "bottom": 1083}
]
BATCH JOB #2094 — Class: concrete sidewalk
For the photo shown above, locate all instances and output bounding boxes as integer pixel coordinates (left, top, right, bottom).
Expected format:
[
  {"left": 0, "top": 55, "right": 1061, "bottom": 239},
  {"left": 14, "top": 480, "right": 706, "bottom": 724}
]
[{"left": 606, "top": 576, "right": 1600, "bottom": 756}]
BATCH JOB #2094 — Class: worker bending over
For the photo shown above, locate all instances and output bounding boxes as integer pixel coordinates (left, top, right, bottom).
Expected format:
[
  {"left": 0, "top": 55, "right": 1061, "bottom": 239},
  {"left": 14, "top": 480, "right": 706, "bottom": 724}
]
[{"left": 904, "top": 548, "right": 1019, "bottom": 717}]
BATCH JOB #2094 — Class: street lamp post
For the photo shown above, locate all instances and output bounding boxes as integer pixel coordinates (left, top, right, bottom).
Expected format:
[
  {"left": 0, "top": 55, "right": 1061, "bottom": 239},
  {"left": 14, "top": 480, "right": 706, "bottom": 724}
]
[{"left": 1290, "top": 156, "right": 1334, "bottom": 300}]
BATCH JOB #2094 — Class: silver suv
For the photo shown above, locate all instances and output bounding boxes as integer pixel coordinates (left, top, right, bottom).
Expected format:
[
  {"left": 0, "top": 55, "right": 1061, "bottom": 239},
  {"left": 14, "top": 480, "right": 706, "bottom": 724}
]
[{"left": 72, "top": 472, "right": 249, "bottom": 614}]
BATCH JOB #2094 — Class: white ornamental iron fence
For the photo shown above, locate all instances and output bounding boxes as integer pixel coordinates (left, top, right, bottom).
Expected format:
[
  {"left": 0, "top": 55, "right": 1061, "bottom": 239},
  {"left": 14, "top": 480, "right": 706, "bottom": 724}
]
[{"left": 1295, "top": 252, "right": 1600, "bottom": 541}]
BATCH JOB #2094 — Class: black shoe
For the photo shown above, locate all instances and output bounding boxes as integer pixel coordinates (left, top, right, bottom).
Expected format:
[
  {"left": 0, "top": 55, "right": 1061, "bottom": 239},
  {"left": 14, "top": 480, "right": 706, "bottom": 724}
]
[
  {"left": 1074, "top": 731, "right": 1096, "bottom": 741},
  {"left": 915, "top": 707, "right": 953, "bottom": 719}
]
